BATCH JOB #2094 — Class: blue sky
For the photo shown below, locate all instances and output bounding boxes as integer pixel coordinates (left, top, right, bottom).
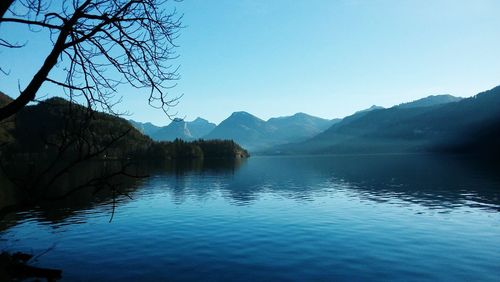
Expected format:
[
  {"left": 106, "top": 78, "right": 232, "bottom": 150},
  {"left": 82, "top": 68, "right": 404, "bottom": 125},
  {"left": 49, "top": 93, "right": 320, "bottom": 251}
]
[{"left": 1, "top": 0, "right": 500, "bottom": 125}]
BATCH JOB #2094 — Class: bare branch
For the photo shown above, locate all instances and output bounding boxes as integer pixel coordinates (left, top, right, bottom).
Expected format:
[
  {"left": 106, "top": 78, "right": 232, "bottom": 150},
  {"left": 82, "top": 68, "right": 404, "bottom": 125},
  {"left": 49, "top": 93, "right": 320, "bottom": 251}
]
[{"left": 0, "top": 0, "right": 182, "bottom": 121}]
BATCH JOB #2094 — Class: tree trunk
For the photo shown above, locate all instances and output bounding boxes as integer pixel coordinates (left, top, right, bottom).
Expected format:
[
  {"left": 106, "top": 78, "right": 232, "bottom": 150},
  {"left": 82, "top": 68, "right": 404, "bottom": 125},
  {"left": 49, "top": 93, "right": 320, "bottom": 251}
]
[
  {"left": 0, "top": 0, "right": 14, "bottom": 20},
  {"left": 0, "top": 1, "right": 88, "bottom": 122},
  {"left": 0, "top": 16, "right": 73, "bottom": 122}
]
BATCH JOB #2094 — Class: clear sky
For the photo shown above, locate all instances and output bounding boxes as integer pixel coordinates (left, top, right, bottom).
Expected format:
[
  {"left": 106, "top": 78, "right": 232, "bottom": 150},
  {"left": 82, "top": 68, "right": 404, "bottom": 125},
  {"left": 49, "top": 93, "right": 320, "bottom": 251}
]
[{"left": 1, "top": 0, "right": 500, "bottom": 125}]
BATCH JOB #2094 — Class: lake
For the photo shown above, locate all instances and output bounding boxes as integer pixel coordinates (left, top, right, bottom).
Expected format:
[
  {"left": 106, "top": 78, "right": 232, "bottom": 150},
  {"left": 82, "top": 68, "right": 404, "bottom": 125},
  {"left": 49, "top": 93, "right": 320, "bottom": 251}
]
[{"left": 1, "top": 155, "right": 499, "bottom": 281}]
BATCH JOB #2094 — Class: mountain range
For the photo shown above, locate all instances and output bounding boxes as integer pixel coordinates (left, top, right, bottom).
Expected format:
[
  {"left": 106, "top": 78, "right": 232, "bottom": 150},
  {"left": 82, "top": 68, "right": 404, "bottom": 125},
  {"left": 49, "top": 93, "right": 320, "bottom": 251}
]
[
  {"left": 0, "top": 94, "right": 248, "bottom": 161},
  {"left": 131, "top": 112, "right": 339, "bottom": 151},
  {"left": 129, "top": 86, "right": 500, "bottom": 156},
  {"left": 204, "top": 112, "right": 340, "bottom": 151},
  {"left": 270, "top": 88, "right": 500, "bottom": 156},
  {"left": 129, "top": 117, "right": 216, "bottom": 141},
  {"left": 4, "top": 85, "right": 500, "bottom": 157}
]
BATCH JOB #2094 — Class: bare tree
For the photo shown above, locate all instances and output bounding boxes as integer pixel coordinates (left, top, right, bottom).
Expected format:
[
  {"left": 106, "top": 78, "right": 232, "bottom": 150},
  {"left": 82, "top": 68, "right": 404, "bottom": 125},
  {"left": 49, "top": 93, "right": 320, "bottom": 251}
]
[
  {"left": 0, "top": 0, "right": 183, "bottom": 221},
  {"left": 0, "top": 97, "right": 148, "bottom": 218},
  {"left": 0, "top": 0, "right": 182, "bottom": 121}
]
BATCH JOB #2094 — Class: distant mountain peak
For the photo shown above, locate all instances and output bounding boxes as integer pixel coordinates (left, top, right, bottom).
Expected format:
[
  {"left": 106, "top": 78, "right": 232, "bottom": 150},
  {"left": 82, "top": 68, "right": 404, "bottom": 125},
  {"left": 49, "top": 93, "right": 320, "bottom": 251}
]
[
  {"left": 231, "top": 111, "right": 253, "bottom": 117},
  {"left": 226, "top": 111, "right": 263, "bottom": 122},
  {"left": 145, "top": 116, "right": 215, "bottom": 141},
  {"left": 292, "top": 112, "right": 313, "bottom": 118},
  {"left": 192, "top": 117, "right": 209, "bottom": 123},
  {"left": 270, "top": 112, "right": 323, "bottom": 121}
]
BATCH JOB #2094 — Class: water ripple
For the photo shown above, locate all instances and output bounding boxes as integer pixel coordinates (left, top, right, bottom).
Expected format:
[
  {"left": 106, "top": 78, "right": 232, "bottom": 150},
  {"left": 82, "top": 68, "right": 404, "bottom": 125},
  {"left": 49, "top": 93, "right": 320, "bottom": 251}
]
[{"left": 1, "top": 155, "right": 499, "bottom": 281}]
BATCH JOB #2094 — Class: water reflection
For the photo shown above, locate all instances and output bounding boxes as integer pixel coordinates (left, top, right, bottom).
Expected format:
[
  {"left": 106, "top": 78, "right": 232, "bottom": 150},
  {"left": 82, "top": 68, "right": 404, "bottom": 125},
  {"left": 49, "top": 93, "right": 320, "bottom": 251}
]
[
  {"left": 2, "top": 155, "right": 499, "bottom": 228},
  {"left": 1, "top": 154, "right": 499, "bottom": 281},
  {"left": 155, "top": 155, "right": 500, "bottom": 211},
  {"left": 0, "top": 158, "right": 247, "bottom": 229},
  {"left": 0, "top": 162, "right": 144, "bottom": 232}
]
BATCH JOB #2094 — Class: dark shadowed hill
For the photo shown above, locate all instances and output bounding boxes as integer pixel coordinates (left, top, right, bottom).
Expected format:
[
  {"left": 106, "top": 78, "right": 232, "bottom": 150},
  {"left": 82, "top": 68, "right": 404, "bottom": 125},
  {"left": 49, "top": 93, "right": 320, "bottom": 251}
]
[
  {"left": 6, "top": 97, "right": 154, "bottom": 159},
  {"left": 268, "top": 89, "right": 500, "bottom": 156},
  {"left": 0, "top": 97, "right": 249, "bottom": 161}
]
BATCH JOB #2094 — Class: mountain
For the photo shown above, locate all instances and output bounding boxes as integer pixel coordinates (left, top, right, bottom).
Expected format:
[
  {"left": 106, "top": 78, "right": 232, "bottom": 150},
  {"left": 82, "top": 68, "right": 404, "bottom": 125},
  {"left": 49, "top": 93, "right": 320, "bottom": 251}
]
[
  {"left": 397, "top": 95, "right": 462, "bottom": 109},
  {"left": 354, "top": 105, "right": 384, "bottom": 113},
  {"left": 130, "top": 111, "right": 339, "bottom": 151},
  {"left": 204, "top": 111, "right": 274, "bottom": 151},
  {"left": 0, "top": 97, "right": 249, "bottom": 161},
  {"left": 338, "top": 105, "right": 385, "bottom": 125},
  {"left": 266, "top": 113, "right": 340, "bottom": 143},
  {"left": 202, "top": 111, "right": 339, "bottom": 151},
  {"left": 151, "top": 118, "right": 192, "bottom": 141},
  {"left": 128, "top": 120, "right": 161, "bottom": 136},
  {"left": 185, "top": 117, "right": 216, "bottom": 138},
  {"left": 270, "top": 88, "right": 500, "bottom": 156},
  {"left": 4, "top": 97, "right": 153, "bottom": 159},
  {"left": 148, "top": 117, "right": 216, "bottom": 141}
]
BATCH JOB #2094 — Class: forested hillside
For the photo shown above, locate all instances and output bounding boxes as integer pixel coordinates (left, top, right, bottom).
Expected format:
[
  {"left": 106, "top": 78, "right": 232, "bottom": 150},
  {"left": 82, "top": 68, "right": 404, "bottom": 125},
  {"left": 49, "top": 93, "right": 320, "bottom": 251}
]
[
  {"left": 269, "top": 87, "right": 500, "bottom": 156},
  {"left": 0, "top": 96, "right": 249, "bottom": 161}
]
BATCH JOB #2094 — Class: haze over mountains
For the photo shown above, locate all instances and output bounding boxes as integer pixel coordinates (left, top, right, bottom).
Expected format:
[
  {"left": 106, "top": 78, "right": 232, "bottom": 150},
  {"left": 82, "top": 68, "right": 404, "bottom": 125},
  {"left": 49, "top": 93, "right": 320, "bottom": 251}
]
[
  {"left": 129, "top": 118, "right": 216, "bottom": 141},
  {"left": 270, "top": 88, "right": 499, "bottom": 155},
  {"left": 131, "top": 112, "right": 339, "bottom": 151},
  {"left": 129, "top": 86, "right": 500, "bottom": 156}
]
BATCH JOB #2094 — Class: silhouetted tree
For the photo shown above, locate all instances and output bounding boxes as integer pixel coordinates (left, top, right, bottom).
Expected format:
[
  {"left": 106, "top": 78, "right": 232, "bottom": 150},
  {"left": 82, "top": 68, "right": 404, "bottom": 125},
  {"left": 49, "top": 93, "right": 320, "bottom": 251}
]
[
  {"left": 0, "top": 1, "right": 184, "bottom": 226},
  {"left": 0, "top": 0, "right": 182, "bottom": 121}
]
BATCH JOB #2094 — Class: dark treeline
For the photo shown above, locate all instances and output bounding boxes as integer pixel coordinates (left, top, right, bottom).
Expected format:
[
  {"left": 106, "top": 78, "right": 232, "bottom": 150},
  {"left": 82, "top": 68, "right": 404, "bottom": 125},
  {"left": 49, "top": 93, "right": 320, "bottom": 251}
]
[
  {"left": 0, "top": 95, "right": 249, "bottom": 163},
  {"left": 146, "top": 139, "right": 250, "bottom": 161},
  {"left": 0, "top": 93, "right": 248, "bottom": 222}
]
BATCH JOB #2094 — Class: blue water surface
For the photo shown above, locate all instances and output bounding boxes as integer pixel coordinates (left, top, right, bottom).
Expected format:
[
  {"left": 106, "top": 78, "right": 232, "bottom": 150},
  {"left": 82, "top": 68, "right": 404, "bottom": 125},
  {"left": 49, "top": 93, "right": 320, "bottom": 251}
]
[{"left": 1, "top": 155, "right": 499, "bottom": 281}]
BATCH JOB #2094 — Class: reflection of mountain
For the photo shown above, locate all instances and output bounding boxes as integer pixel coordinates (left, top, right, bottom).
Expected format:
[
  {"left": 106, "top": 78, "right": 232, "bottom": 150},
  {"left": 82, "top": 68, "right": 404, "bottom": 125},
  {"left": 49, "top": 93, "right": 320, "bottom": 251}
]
[
  {"left": 0, "top": 158, "right": 246, "bottom": 227},
  {"left": 157, "top": 155, "right": 500, "bottom": 211},
  {"left": 0, "top": 161, "right": 144, "bottom": 228},
  {"left": 271, "top": 86, "right": 500, "bottom": 156},
  {"left": 2, "top": 155, "right": 498, "bottom": 233}
]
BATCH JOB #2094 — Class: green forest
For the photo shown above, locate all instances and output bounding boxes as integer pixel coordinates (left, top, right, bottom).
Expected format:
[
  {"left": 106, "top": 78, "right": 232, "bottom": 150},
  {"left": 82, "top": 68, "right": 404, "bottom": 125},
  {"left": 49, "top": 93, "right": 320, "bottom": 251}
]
[{"left": 0, "top": 93, "right": 249, "bottom": 163}]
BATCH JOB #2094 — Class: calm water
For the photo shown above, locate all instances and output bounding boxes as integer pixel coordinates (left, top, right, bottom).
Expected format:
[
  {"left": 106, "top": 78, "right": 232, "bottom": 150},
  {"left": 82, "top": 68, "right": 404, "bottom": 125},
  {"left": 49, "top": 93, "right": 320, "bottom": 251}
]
[{"left": 1, "top": 155, "right": 499, "bottom": 281}]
